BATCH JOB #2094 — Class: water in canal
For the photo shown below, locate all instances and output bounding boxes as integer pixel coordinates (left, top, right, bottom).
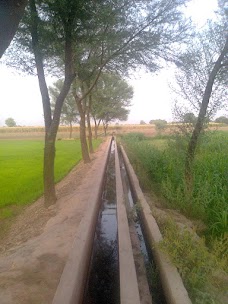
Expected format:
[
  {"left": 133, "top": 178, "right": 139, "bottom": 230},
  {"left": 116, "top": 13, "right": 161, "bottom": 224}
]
[{"left": 83, "top": 140, "right": 119, "bottom": 304}]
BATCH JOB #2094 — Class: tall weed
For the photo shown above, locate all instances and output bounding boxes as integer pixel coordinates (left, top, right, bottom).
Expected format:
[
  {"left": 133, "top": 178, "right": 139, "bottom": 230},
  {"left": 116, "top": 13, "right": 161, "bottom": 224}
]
[
  {"left": 158, "top": 218, "right": 227, "bottom": 304},
  {"left": 121, "top": 132, "right": 228, "bottom": 238}
]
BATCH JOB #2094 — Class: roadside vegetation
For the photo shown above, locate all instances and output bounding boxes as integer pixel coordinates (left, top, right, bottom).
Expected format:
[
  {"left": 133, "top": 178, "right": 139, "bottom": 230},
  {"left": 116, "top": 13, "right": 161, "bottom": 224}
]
[
  {"left": 0, "top": 139, "right": 101, "bottom": 219},
  {"left": 158, "top": 218, "right": 227, "bottom": 304},
  {"left": 121, "top": 131, "right": 228, "bottom": 238},
  {"left": 121, "top": 131, "right": 228, "bottom": 303}
]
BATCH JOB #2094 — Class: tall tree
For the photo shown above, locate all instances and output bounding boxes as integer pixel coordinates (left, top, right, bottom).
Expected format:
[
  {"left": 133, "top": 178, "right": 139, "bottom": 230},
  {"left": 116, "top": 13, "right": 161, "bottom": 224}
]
[
  {"left": 185, "top": 33, "right": 228, "bottom": 192},
  {"left": 172, "top": 30, "right": 227, "bottom": 121},
  {"left": 29, "top": 0, "right": 78, "bottom": 205},
  {"left": 72, "top": 0, "right": 191, "bottom": 161},
  {"left": 5, "top": 117, "right": 17, "bottom": 127},
  {"left": 91, "top": 73, "right": 133, "bottom": 137},
  {"left": 0, "top": 0, "right": 28, "bottom": 58},
  {"left": 172, "top": 8, "right": 228, "bottom": 192}
]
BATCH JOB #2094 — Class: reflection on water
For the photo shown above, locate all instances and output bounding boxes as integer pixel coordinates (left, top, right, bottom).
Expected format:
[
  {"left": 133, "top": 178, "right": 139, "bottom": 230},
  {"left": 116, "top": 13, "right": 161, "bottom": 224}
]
[{"left": 83, "top": 140, "right": 119, "bottom": 304}]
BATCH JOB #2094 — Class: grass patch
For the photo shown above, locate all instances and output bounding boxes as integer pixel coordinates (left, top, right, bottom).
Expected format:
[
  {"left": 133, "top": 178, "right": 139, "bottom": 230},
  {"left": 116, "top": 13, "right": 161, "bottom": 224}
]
[
  {"left": 0, "top": 208, "right": 13, "bottom": 219},
  {"left": 0, "top": 139, "right": 101, "bottom": 215},
  {"left": 158, "top": 218, "right": 228, "bottom": 304},
  {"left": 121, "top": 132, "right": 228, "bottom": 238}
]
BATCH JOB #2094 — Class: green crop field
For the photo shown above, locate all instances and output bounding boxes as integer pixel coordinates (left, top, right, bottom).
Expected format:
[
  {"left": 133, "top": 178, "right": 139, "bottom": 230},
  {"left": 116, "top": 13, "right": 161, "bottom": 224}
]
[{"left": 0, "top": 139, "right": 101, "bottom": 217}]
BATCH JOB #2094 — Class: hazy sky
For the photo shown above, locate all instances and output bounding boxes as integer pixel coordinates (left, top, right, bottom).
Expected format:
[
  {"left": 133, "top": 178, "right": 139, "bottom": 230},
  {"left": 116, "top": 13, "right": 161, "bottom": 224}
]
[{"left": 0, "top": 0, "right": 221, "bottom": 127}]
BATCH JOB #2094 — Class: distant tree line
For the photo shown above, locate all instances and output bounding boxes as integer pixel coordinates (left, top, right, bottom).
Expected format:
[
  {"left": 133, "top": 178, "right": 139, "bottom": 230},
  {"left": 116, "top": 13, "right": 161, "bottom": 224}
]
[{"left": 215, "top": 116, "right": 228, "bottom": 124}]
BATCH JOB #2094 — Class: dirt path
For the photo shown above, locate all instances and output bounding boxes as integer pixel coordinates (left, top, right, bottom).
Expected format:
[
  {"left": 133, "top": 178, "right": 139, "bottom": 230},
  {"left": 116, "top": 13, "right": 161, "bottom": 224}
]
[{"left": 0, "top": 139, "right": 109, "bottom": 304}]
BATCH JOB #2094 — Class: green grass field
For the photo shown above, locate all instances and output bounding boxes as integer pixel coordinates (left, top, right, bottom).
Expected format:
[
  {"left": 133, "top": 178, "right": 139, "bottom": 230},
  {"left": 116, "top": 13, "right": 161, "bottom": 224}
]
[{"left": 0, "top": 139, "right": 101, "bottom": 216}]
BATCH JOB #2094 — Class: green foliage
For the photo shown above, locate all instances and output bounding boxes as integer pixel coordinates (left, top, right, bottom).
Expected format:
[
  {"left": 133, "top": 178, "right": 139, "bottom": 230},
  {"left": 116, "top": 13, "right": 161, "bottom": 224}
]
[
  {"left": 121, "top": 132, "right": 228, "bottom": 238},
  {"left": 121, "top": 132, "right": 146, "bottom": 142},
  {"left": 155, "top": 121, "right": 167, "bottom": 132},
  {"left": 0, "top": 139, "right": 101, "bottom": 213},
  {"left": 209, "top": 235, "right": 228, "bottom": 271},
  {"left": 5, "top": 117, "right": 16, "bottom": 127},
  {"left": 149, "top": 119, "right": 168, "bottom": 134},
  {"left": 140, "top": 120, "right": 146, "bottom": 125},
  {"left": 91, "top": 72, "right": 133, "bottom": 126},
  {"left": 158, "top": 218, "right": 227, "bottom": 303},
  {"left": 215, "top": 116, "right": 228, "bottom": 124},
  {"left": 7, "top": 0, "right": 191, "bottom": 79},
  {"left": 149, "top": 119, "right": 167, "bottom": 131},
  {"left": 182, "top": 112, "right": 196, "bottom": 124},
  {"left": 49, "top": 79, "right": 79, "bottom": 127}
]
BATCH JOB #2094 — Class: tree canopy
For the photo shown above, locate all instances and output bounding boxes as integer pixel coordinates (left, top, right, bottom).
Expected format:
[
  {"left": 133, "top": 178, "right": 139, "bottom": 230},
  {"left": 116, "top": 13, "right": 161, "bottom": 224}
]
[
  {"left": 5, "top": 117, "right": 16, "bottom": 127},
  {"left": 91, "top": 72, "right": 133, "bottom": 135},
  {"left": 149, "top": 119, "right": 167, "bottom": 125},
  {"left": 215, "top": 116, "right": 228, "bottom": 124},
  {"left": 49, "top": 79, "right": 79, "bottom": 137},
  {"left": 92, "top": 73, "right": 133, "bottom": 122},
  {"left": 182, "top": 113, "right": 196, "bottom": 124},
  {"left": 49, "top": 79, "right": 79, "bottom": 126}
]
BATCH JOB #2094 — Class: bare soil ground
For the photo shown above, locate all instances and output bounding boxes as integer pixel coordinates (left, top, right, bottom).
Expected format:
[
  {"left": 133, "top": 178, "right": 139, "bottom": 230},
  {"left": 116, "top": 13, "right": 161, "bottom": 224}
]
[{"left": 0, "top": 139, "right": 108, "bottom": 304}]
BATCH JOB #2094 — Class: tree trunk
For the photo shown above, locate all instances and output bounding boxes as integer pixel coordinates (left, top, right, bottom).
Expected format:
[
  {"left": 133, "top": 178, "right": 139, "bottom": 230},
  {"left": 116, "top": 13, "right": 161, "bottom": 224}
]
[
  {"left": 29, "top": 0, "right": 75, "bottom": 206},
  {"left": 69, "top": 122, "right": 72, "bottom": 138},
  {"left": 0, "top": 0, "right": 28, "bottom": 57},
  {"left": 93, "top": 118, "right": 101, "bottom": 139},
  {"left": 29, "top": 0, "right": 56, "bottom": 206},
  {"left": 43, "top": 138, "right": 56, "bottom": 204},
  {"left": 94, "top": 118, "right": 98, "bottom": 139},
  {"left": 103, "top": 121, "right": 108, "bottom": 136},
  {"left": 87, "top": 111, "right": 94, "bottom": 153},
  {"left": 74, "top": 81, "right": 91, "bottom": 163},
  {"left": 80, "top": 114, "right": 90, "bottom": 163},
  {"left": 185, "top": 36, "right": 228, "bottom": 193},
  {"left": 87, "top": 95, "right": 94, "bottom": 153}
]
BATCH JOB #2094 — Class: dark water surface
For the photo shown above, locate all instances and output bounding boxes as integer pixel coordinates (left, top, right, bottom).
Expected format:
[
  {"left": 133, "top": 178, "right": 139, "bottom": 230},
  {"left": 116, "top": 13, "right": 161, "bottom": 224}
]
[{"left": 83, "top": 140, "right": 119, "bottom": 304}]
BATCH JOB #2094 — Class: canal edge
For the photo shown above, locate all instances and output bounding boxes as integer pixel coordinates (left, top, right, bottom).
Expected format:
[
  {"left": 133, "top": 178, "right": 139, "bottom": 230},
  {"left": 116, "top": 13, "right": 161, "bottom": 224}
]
[{"left": 115, "top": 141, "right": 141, "bottom": 304}]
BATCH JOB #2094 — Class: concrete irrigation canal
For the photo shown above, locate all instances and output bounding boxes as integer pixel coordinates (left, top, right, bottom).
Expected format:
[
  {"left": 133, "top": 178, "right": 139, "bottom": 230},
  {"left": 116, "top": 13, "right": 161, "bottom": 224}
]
[{"left": 52, "top": 138, "right": 192, "bottom": 304}]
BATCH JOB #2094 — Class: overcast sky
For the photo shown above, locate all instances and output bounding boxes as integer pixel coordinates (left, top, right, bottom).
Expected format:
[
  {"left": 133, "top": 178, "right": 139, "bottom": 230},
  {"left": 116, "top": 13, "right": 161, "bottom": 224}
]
[{"left": 0, "top": 0, "right": 221, "bottom": 127}]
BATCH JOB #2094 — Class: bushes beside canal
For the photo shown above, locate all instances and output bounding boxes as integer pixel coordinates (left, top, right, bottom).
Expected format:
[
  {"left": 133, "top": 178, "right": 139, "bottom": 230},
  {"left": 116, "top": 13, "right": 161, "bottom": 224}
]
[{"left": 121, "top": 132, "right": 228, "bottom": 239}]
